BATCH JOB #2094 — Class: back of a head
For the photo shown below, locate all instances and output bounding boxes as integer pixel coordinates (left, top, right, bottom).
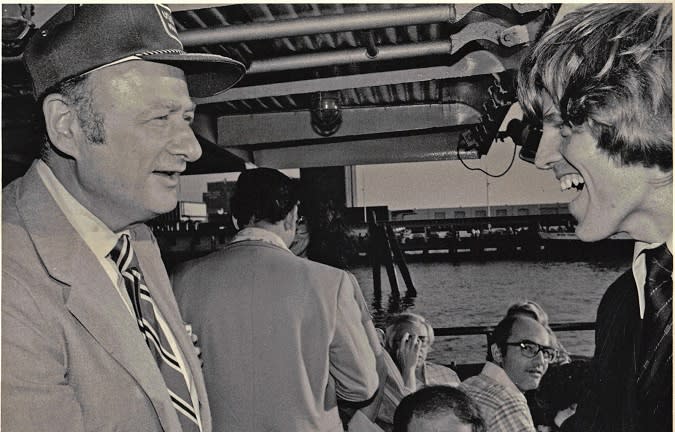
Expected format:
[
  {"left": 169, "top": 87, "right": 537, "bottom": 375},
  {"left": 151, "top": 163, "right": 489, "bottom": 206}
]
[
  {"left": 518, "top": 4, "right": 672, "bottom": 170},
  {"left": 393, "top": 385, "right": 485, "bottom": 432},
  {"left": 230, "top": 168, "right": 299, "bottom": 227}
]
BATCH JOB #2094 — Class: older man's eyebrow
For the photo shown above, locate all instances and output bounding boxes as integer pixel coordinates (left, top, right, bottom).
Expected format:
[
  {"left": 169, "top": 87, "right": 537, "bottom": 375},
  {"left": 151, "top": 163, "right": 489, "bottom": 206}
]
[
  {"left": 139, "top": 100, "right": 196, "bottom": 117},
  {"left": 164, "top": 100, "right": 197, "bottom": 112}
]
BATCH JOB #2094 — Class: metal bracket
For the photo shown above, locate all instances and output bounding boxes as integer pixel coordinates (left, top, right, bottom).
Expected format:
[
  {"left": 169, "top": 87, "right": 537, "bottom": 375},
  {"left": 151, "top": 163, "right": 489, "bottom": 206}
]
[
  {"left": 500, "top": 24, "right": 532, "bottom": 47},
  {"left": 450, "top": 21, "right": 504, "bottom": 55}
]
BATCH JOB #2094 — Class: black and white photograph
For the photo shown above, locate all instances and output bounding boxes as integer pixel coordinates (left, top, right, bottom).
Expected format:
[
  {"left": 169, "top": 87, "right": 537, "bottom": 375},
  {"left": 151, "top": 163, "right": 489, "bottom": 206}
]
[{"left": 1, "top": 3, "right": 672, "bottom": 432}]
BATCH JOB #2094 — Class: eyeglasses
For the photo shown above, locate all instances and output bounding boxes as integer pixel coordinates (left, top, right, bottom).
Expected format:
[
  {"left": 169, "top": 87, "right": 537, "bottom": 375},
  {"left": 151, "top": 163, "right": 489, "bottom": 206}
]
[{"left": 505, "top": 340, "right": 557, "bottom": 362}]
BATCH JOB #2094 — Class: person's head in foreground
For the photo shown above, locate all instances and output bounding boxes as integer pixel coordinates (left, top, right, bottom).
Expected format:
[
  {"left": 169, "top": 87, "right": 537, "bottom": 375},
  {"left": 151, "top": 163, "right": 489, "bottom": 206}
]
[
  {"left": 27, "top": 4, "right": 245, "bottom": 231},
  {"left": 393, "top": 385, "right": 486, "bottom": 432},
  {"left": 488, "top": 315, "right": 555, "bottom": 392},
  {"left": 517, "top": 4, "right": 672, "bottom": 243},
  {"left": 230, "top": 168, "right": 301, "bottom": 246}
]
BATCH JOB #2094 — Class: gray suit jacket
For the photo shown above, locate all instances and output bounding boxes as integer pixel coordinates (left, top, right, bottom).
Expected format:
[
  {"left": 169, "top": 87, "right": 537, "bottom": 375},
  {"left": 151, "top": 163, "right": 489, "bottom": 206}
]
[
  {"left": 1, "top": 163, "right": 212, "bottom": 432},
  {"left": 173, "top": 238, "right": 378, "bottom": 432}
]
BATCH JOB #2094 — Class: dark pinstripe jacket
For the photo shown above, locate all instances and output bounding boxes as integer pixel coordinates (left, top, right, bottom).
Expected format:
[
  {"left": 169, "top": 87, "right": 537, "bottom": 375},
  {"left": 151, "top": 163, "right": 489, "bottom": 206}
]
[{"left": 561, "top": 269, "right": 672, "bottom": 432}]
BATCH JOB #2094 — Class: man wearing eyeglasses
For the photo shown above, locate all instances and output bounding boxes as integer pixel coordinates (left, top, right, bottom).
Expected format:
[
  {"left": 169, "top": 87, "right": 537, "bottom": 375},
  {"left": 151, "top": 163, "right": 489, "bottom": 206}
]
[{"left": 459, "top": 315, "right": 555, "bottom": 432}]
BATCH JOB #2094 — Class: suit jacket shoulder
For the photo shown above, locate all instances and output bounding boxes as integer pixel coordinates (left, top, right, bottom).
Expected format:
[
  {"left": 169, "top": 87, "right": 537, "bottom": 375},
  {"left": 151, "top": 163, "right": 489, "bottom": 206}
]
[{"left": 2, "top": 164, "right": 207, "bottom": 432}]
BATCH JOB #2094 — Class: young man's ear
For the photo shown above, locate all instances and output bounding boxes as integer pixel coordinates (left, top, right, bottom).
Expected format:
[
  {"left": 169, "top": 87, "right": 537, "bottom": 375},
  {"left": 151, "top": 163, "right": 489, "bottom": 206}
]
[
  {"left": 282, "top": 205, "right": 298, "bottom": 231},
  {"left": 42, "top": 93, "right": 82, "bottom": 159},
  {"left": 490, "top": 343, "right": 504, "bottom": 365}
]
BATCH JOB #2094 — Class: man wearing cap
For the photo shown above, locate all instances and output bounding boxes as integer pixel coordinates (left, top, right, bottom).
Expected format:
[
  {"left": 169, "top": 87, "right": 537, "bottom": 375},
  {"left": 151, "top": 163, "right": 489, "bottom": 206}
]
[{"left": 2, "top": 4, "right": 244, "bottom": 432}]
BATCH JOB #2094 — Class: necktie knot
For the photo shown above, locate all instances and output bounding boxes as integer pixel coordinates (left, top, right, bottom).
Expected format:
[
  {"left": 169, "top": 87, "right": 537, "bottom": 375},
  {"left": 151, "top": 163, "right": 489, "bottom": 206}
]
[
  {"left": 645, "top": 243, "right": 673, "bottom": 283},
  {"left": 643, "top": 243, "right": 672, "bottom": 319},
  {"left": 110, "top": 234, "right": 134, "bottom": 273}
]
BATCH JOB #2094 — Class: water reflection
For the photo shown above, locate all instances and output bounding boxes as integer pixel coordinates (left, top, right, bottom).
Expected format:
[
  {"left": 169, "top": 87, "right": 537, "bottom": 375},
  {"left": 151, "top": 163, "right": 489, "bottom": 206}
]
[
  {"left": 371, "top": 290, "right": 417, "bottom": 329},
  {"left": 353, "top": 258, "right": 629, "bottom": 364}
]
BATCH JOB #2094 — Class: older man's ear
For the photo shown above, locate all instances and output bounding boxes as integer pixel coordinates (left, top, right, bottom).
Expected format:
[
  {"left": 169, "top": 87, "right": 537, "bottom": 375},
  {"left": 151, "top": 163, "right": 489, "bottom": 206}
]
[{"left": 42, "top": 94, "right": 82, "bottom": 160}]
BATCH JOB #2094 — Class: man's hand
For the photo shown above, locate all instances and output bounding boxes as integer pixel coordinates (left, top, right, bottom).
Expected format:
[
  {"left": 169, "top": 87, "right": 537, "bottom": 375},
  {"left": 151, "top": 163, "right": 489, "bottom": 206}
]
[
  {"left": 185, "top": 324, "right": 203, "bottom": 367},
  {"left": 554, "top": 403, "right": 577, "bottom": 427}
]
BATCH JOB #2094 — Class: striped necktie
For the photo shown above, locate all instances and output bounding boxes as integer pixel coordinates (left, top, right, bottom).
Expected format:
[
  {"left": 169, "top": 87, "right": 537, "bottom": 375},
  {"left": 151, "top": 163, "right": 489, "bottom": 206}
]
[
  {"left": 637, "top": 243, "right": 672, "bottom": 420},
  {"left": 110, "top": 234, "right": 200, "bottom": 432}
]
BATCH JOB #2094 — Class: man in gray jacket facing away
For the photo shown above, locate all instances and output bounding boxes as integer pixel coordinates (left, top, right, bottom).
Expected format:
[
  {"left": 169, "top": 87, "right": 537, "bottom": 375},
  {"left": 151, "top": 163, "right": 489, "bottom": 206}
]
[{"left": 173, "top": 168, "right": 378, "bottom": 431}]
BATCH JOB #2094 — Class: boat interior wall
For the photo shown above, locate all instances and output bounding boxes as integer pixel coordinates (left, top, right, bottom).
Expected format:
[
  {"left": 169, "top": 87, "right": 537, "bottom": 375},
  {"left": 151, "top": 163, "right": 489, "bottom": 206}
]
[{"left": 2, "top": 3, "right": 558, "bottom": 181}]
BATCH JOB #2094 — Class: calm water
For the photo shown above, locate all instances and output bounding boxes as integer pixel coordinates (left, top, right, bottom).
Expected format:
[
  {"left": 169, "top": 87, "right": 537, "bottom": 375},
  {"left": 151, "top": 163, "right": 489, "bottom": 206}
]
[{"left": 350, "top": 256, "right": 631, "bottom": 365}]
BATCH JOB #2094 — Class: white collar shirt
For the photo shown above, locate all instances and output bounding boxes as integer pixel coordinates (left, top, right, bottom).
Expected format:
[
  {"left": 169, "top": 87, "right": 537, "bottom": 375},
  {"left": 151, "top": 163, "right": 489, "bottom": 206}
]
[{"left": 230, "top": 226, "right": 290, "bottom": 250}]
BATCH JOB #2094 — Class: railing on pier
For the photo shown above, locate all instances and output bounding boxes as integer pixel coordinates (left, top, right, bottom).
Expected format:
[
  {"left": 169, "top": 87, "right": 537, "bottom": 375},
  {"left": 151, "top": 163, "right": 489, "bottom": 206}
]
[
  {"left": 434, "top": 321, "right": 596, "bottom": 379},
  {"left": 435, "top": 321, "right": 596, "bottom": 340}
]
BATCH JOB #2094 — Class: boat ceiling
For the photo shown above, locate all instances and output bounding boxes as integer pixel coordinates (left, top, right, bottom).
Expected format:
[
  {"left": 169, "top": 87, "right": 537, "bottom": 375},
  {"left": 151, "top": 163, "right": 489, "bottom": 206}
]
[{"left": 2, "top": 3, "right": 558, "bottom": 176}]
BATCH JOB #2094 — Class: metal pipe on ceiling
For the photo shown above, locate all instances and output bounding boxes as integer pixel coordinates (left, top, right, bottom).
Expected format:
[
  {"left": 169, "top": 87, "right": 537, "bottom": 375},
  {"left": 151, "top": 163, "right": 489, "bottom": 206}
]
[
  {"left": 179, "top": 5, "right": 455, "bottom": 46},
  {"left": 2, "top": 5, "right": 455, "bottom": 65},
  {"left": 248, "top": 41, "right": 451, "bottom": 75}
]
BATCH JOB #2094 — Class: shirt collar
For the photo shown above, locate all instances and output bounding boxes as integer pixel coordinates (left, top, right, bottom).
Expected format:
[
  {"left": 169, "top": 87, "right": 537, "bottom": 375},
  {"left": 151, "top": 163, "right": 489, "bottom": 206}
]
[
  {"left": 230, "top": 227, "right": 290, "bottom": 251},
  {"left": 481, "top": 361, "right": 526, "bottom": 396},
  {"left": 632, "top": 236, "right": 673, "bottom": 319},
  {"left": 36, "top": 160, "right": 120, "bottom": 259}
]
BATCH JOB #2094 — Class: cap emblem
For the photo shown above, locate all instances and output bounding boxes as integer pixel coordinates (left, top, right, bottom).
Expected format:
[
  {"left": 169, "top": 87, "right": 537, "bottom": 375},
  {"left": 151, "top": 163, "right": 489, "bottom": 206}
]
[{"left": 154, "top": 4, "right": 182, "bottom": 47}]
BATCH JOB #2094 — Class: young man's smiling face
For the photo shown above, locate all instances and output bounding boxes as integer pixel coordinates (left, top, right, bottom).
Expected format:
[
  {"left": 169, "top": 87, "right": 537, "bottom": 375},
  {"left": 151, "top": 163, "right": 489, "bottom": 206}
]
[{"left": 534, "top": 93, "right": 662, "bottom": 243}]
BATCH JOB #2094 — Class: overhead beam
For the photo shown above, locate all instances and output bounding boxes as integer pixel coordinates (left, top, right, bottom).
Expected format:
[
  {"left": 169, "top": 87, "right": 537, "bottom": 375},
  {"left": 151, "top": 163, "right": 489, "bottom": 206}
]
[
  {"left": 196, "top": 50, "right": 516, "bottom": 104},
  {"left": 249, "top": 131, "right": 479, "bottom": 169},
  {"left": 179, "top": 5, "right": 459, "bottom": 46},
  {"left": 177, "top": 4, "right": 551, "bottom": 47},
  {"left": 169, "top": 4, "right": 233, "bottom": 13},
  {"left": 248, "top": 41, "right": 453, "bottom": 75},
  {"left": 217, "top": 104, "right": 481, "bottom": 146}
]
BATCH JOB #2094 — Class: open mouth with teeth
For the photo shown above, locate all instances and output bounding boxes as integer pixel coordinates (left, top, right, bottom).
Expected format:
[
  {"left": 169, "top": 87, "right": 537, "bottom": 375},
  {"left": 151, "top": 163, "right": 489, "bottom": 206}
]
[{"left": 559, "top": 173, "right": 585, "bottom": 191}]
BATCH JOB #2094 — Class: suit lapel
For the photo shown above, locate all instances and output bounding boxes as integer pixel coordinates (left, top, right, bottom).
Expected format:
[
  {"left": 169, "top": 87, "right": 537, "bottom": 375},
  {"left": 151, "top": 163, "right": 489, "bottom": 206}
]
[{"left": 15, "top": 165, "right": 181, "bottom": 432}]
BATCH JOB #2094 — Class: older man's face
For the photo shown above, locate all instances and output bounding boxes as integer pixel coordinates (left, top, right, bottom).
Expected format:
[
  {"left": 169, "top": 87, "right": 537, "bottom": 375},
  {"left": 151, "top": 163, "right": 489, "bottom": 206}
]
[{"left": 71, "top": 60, "right": 201, "bottom": 228}]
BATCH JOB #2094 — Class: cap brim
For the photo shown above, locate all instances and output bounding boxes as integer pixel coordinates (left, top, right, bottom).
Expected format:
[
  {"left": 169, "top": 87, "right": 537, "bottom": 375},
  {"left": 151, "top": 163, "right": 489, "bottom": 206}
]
[{"left": 144, "top": 52, "right": 246, "bottom": 98}]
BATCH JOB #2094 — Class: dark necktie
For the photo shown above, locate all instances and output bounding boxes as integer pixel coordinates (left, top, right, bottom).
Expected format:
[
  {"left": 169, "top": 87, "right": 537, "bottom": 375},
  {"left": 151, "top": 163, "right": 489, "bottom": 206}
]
[
  {"left": 110, "top": 234, "right": 200, "bottom": 432},
  {"left": 637, "top": 243, "right": 672, "bottom": 417}
]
